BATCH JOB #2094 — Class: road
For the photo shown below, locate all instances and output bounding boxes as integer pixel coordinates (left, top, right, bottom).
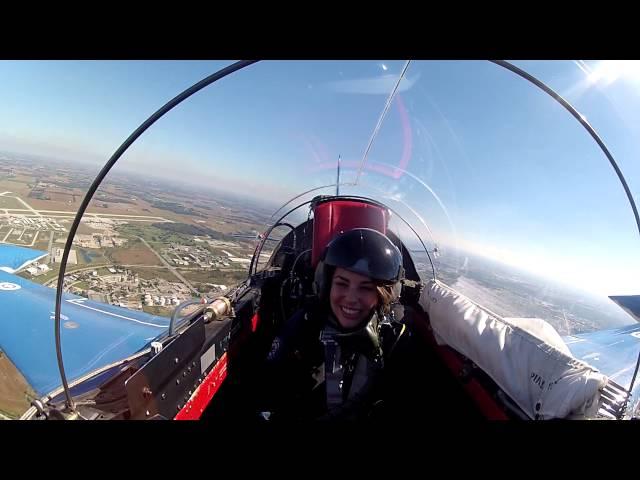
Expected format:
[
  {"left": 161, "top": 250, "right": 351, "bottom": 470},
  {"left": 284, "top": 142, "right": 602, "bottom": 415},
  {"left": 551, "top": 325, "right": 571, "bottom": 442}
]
[
  {"left": 0, "top": 209, "right": 172, "bottom": 221},
  {"left": 2, "top": 229, "right": 12, "bottom": 242},
  {"left": 0, "top": 193, "right": 172, "bottom": 222},
  {"left": 0, "top": 191, "right": 174, "bottom": 220},
  {"left": 28, "top": 229, "right": 39, "bottom": 247},
  {"left": 136, "top": 236, "right": 199, "bottom": 295},
  {"left": 13, "top": 196, "right": 42, "bottom": 217},
  {"left": 46, "top": 231, "right": 54, "bottom": 263},
  {"left": 41, "top": 262, "right": 246, "bottom": 287}
]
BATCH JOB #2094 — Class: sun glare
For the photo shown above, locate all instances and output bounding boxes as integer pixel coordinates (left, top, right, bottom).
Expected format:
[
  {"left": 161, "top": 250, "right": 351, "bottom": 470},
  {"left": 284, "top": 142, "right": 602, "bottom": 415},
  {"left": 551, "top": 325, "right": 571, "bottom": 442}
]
[{"left": 586, "top": 60, "right": 640, "bottom": 86}]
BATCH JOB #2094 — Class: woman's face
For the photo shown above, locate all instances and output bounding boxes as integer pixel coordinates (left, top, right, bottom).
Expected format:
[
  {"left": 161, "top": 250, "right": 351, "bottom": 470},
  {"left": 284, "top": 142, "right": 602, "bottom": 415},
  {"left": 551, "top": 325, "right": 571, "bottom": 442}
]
[{"left": 329, "top": 267, "right": 378, "bottom": 329}]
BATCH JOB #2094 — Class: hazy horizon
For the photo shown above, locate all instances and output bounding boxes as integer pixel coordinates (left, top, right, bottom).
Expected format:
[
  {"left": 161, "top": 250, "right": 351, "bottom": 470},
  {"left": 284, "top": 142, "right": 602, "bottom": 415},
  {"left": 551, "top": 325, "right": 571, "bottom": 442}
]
[{"left": 0, "top": 60, "right": 638, "bottom": 296}]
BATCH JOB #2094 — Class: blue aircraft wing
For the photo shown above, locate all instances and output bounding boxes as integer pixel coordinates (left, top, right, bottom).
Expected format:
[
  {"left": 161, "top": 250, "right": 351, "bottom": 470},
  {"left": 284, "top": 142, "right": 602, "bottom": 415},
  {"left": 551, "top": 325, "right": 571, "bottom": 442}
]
[
  {"left": 0, "top": 244, "right": 47, "bottom": 273},
  {"left": 564, "top": 323, "right": 640, "bottom": 391},
  {"left": 0, "top": 264, "right": 169, "bottom": 396}
]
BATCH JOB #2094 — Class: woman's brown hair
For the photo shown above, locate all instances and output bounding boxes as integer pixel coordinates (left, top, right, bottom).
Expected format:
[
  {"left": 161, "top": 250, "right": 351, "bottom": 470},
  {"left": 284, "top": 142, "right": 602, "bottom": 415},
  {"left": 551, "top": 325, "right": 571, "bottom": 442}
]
[{"left": 376, "top": 284, "right": 396, "bottom": 315}]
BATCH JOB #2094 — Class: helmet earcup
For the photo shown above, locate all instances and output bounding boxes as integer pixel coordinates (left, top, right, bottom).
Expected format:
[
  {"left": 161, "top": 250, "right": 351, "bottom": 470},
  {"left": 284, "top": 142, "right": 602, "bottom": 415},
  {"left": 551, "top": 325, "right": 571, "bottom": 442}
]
[
  {"left": 313, "top": 259, "right": 326, "bottom": 299},
  {"left": 391, "top": 281, "right": 402, "bottom": 301}
]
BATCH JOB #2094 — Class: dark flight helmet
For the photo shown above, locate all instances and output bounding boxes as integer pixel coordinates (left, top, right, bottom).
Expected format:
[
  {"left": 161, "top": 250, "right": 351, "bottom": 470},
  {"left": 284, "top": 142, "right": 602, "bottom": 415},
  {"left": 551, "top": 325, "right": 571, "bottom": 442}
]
[{"left": 314, "top": 228, "right": 404, "bottom": 300}]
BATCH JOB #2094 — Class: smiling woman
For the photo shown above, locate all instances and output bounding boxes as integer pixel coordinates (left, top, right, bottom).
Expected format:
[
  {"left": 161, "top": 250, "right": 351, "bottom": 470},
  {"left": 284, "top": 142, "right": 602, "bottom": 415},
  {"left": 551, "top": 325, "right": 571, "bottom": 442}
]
[
  {"left": 329, "top": 268, "right": 379, "bottom": 329},
  {"left": 256, "top": 227, "right": 405, "bottom": 421},
  {"left": 0, "top": 60, "right": 639, "bottom": 421}
]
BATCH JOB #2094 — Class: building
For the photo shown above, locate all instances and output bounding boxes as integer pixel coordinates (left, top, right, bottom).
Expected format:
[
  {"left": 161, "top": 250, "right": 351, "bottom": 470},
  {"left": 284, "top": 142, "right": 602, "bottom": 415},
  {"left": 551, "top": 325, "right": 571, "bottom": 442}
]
[
  {"left": 228, "top": 257, "right": 251, "bottom": 264},
  {"left": 53, "top": 248, "right": 77, "bottom": 265}
]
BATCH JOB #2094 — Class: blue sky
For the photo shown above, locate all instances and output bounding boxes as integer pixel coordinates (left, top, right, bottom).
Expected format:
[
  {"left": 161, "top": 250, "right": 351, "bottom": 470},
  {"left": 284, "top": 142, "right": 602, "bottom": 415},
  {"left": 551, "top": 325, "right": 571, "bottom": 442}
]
[{"left": 0, "top": 60, "right": 638, "bottom": 296}]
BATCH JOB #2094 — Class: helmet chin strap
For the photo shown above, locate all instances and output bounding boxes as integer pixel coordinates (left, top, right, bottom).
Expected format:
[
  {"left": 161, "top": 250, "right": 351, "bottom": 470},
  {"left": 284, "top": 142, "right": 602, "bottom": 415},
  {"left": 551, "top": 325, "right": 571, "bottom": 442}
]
[{"left": 327, "top": 307, "right": 377, "bottom": 333}]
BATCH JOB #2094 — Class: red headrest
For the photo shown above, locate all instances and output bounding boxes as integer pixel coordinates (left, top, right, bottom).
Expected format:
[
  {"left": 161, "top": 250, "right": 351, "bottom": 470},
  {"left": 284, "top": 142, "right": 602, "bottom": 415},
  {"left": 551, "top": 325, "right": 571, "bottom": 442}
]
[{"left": 311, "top": 199, "right": 389, "bottom": 268}]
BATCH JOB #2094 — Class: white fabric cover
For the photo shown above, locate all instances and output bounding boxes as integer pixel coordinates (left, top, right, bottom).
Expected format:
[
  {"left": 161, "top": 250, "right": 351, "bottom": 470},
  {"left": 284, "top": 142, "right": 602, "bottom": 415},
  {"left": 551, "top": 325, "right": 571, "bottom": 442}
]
[{"left": 423, "top": 280, "right": 607, "bottom": 419}]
